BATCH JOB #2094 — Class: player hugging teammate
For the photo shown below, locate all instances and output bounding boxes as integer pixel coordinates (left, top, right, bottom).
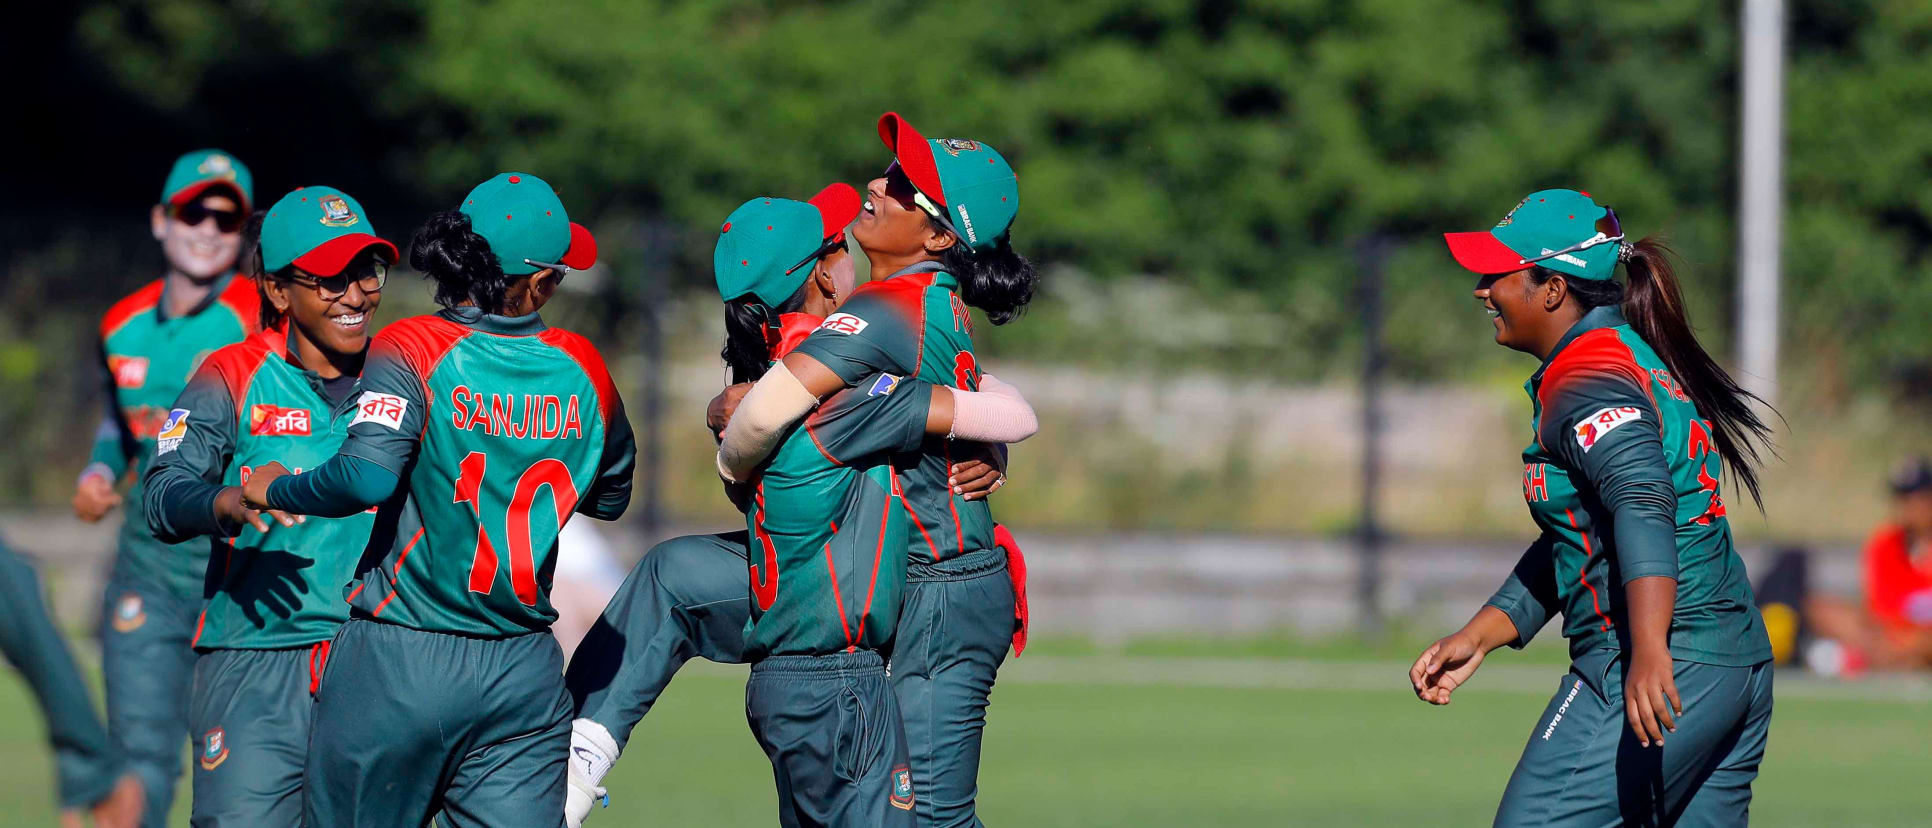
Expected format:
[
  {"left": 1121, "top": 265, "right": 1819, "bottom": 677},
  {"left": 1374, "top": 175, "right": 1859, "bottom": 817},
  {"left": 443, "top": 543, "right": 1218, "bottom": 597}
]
[
  {"left": 565, "top": 181, "right": 1037, "bottom": 827},
  {"left": 143, "top": 185, "right": 397, "bottom": 825}
]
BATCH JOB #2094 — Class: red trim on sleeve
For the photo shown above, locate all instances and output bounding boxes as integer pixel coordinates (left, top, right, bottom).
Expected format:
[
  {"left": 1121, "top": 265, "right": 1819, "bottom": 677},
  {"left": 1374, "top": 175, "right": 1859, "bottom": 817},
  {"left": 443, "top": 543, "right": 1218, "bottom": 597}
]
[
  {"left": 539, "top": 327, "right": 620, "bottom": 424},
  {"left": 99, "top": 280, "right": 165, "bottom": 341},
  {"left": 373, "top": 315, "right": 472, "bottom": 405},
  {"left": 843, "top": 272, "right": 934, "bottom": 376},
  {"left": 1537, "top": 329, "right": 1654, "bottom": 414},
  {"left": 214, "top": 274, "right": 264, "bottom": 334}
]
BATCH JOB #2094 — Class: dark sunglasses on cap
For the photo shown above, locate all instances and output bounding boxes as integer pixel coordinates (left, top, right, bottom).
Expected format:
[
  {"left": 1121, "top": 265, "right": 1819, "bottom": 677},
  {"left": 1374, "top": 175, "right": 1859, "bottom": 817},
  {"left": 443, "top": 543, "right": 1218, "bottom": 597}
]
[
  {"left": 1517, "top": 207, "right": 1623, "bottom": 267},
  {"left": 286, "top": 259, "right": 388, "bottom": 301},
  {"left": 522, "top": 258, "right": 572, "bottom": 282},
  {"left": 172, "top": 201, "right": 245, "bottom": 234},
  {"left": 784, "top": 234, "right": 847, "bottom": 277},
  {"left": 883, "top": 161, "right": 969, "bottom": 249}
]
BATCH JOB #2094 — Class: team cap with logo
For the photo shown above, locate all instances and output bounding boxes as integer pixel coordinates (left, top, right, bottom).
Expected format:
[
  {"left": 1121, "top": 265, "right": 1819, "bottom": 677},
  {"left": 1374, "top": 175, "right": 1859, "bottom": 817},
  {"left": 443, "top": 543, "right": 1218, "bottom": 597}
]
[
  {"left": 458, "top": 172, "right": 598, "bottom": 276},
  {"left": 1444, "top": 189, "right": 1624, "bottom": 281},
  {"left": 260, "top": 186, "right": 399, "bottom": 276},
  {"left": 714, "top": 183, "right": 861, "bottom": 306},
  {"left": 877, "top": 112, "right": 1019, "bottom": 254},
  {"left": 161, "top": 149, "right": 254, "bottom": 211}
]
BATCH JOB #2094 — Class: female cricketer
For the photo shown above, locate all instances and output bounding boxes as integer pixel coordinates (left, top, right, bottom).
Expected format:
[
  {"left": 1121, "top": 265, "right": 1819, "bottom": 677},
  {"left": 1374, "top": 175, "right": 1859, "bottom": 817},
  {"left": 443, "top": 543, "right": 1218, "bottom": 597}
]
[
  {"left": 1412, "top": 189, "right": 1776, "bottom": 825},
  {"left": 242, "top": 172, "right": 634, "bottom": 827},
  {"left": 75, "top": 148, "right": 260, "bottom": 827},
  {"left": 564, "top": 185, "right": 1035, "bottom": 828},
  {"left": 142, "top": 186, "right": 396, "bottom": 825},
  {"left": 717, "top": 113, "right": 1038, "bottom": 827}
]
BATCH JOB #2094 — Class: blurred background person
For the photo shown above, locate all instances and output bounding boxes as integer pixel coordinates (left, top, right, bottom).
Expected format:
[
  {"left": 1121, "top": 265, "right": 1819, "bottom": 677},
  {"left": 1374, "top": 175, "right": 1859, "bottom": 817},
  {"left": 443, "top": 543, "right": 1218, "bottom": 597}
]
[
  {"left": 1799, "top": 457, "right": 1932, "bottom": 673},
  {"left": 72, "top": 149, "right": 259, "bottom": 828}
]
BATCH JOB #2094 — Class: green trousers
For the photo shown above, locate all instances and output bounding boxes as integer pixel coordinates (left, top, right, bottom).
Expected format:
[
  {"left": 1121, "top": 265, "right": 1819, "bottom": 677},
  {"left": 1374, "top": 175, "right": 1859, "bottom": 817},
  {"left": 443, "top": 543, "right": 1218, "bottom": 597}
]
[
  {"left": 894, "top": 548, "right": 1016, "bottom": 828},
  {"left": 305, "top": 618, "right": 571, "bottom": 828},
  {"left": 0, "top": 544, "right": 124, "bottom": 810},
  {"left": 748, "top": 651, "right": 916, "bottom": 828},
  {"left": 1495, "top": 648, "right": 1774, "bottom": 827},
  {"left": 566, "top": 531, "right": 749, "bottom": 749},
  {"left": 188, "top": 645, "right": 328, "bottom": 826},
  {"left": 99, "top": 569, "right": 198, "bottom": 828}
]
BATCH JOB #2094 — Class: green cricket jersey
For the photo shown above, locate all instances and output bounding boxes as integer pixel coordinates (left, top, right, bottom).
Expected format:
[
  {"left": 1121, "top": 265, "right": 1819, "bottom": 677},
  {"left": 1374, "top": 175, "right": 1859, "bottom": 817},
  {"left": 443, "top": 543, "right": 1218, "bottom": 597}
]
[
  {"left": 142, "top": 325, "right": 377, "bottom": 650},
  {"left": 317, "top": 308, "right": 634, "bottom": 638},
  {"left": 1486, "top": 307, "right": 1771, "bottom": 667},
  {"left": 96, "top": 274, "right": 260, "bottom": 599},
  {"left": 743, "top": 313, "right": 933, "bottom": 660},
  {"left": 791, "top": 263, "right": 998, "bottom": 564}
]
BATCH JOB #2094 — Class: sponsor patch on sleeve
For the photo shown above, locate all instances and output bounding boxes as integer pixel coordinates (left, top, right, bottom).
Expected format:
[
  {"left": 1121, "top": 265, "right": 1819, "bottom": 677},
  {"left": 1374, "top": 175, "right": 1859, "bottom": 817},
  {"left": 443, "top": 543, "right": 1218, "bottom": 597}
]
[
  {"left": 156, "top": 409, "right": 191, "bottom": 454},
  {"left": 350, "top": 392, "right": 408, "bottom": 431},
  {"left": 1573, "top": 406, "right": 1643, "bottom": 452},
  {"left": 819, "top": 313, "right": 869, "bottom": 335},
  {"left": 867, "top": 374, "right": 902, "bottom": 397}
]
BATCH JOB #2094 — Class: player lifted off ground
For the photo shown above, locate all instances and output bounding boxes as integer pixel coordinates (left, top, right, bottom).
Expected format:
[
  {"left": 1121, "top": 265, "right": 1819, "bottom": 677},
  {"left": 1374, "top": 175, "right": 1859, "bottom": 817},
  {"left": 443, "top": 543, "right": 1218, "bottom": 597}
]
[
  {"left": 143, "top": 187, "right": 397, "bottom": 825},
  {"left": 1413, "top": 190, "right": 1777, "bottom": 826},
  {"left": 717, "top": 113, "right": 1038, "bottom": 827},
  {"left": 243, "top": 173, "right": 633, "bottom": 827},
  {"left": 74, "top": 149, "right": 260, "bottom": 827},
  {"left": 565, "top": 185, "right": 1035, "bottom": 826}
]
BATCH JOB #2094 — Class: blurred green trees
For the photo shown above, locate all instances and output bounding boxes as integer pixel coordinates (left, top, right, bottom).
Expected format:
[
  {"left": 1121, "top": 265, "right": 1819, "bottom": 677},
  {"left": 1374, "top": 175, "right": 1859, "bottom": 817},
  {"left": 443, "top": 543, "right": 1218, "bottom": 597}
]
[{"left": 9, "top": 0, "right": 1932, "bottom": 504}]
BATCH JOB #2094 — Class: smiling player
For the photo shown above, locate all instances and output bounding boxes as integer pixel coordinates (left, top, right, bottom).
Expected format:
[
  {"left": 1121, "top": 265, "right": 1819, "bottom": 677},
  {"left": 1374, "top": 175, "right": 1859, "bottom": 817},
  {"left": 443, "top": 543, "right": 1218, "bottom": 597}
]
[
  {"left": 74, "top": 149, "right": 260, "bottom": 827},
  {"left": 143, "top": 186, "right": 396, "bottom": 825}
]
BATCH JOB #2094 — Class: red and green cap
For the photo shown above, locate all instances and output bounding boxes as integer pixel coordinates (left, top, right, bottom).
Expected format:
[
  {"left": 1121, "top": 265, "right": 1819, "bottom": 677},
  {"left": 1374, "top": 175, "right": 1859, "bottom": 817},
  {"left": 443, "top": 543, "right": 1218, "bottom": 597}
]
[
  {"left": 260, "top": 186, "right": 398, "bottom": 276},
  {"left": 713, "top": 183, "right": 861, "bottom": 306},
  {"left": 161, "top": 149, "right": 253, "bottom": 210},
  {"left": 458, "top": 172, "right": 597, "bottom": 276},
  {"left": 877, "top": 112, "right": 1019, "bottom": 254},
  {"left": 1444, "top": 189, "right": 1624, "bottom": 281}
]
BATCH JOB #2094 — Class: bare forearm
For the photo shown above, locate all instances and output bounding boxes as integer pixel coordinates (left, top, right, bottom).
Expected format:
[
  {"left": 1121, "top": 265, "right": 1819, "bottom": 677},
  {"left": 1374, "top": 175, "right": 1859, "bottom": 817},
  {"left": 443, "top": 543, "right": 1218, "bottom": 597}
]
[
  {"left": 1625, "top": 575, "right": 1677, "bottom": 653},
  {"left": 1460, "top": 605, "right": 1524, "bottom": 654}
]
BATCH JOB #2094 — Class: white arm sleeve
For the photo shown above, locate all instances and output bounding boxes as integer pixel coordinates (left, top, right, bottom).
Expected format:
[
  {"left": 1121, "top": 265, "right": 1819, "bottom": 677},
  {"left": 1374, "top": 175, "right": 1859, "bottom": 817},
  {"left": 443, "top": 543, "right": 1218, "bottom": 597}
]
[
  {"left": 946, "top": 373, "right": 1039, "bottom": 444},
  {"left": 715, "top": 361, "right": 820, "bottom": 483}
]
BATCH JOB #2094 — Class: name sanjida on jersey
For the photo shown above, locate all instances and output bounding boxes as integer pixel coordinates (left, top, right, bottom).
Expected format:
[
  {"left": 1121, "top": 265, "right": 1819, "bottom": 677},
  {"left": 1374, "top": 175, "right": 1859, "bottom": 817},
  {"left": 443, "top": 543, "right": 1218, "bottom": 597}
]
[{"left": 448, "top": 385, "right": 586, "bottom": 440}]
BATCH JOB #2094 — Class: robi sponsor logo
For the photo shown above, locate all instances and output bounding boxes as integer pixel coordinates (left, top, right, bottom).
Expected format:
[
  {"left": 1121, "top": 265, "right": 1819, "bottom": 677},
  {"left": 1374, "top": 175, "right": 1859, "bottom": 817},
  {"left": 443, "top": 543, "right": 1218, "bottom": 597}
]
[
  {"left": 819, "top": 313, "right": 869, "bottom": 335},
  {"left": 448, "top": 385, "right": 585, "bottom": 440},
  {"left": 351, "top": 392, "right": 408, "bottom": 430},
  {"left": 108, "top": 355, "right": 149, "bottom": 388},
  {"left": 1573, "top": 406, "right": 1643, "bottom": 453},
  {"left": 250, "top": 404, "right": 312, "bottom": 436}
]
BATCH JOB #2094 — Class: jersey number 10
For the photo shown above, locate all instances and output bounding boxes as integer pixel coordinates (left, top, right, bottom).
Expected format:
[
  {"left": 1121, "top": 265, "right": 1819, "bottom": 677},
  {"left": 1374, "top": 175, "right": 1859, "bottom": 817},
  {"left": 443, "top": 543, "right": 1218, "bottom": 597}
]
[{"left": 453, "top": 451, "right": 580, "bottom": 605}]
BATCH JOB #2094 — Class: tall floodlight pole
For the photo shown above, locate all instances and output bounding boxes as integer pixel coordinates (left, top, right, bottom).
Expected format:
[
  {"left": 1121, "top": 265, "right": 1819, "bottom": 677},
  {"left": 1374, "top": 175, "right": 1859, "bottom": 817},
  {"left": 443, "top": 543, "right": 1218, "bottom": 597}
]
[{"left": 1737, "top": 0, "right": 1786, "bottom": 407}]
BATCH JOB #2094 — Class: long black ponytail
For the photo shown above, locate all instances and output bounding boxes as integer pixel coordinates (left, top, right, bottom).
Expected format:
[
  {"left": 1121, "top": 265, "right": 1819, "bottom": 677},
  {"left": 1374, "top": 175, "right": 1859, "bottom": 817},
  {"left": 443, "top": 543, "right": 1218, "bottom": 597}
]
[
  {"left": 932, "top": 224, "right": 1038, "bottom": 325},
  {"left": 411, "top": 211, "right": 512, "bottom": 314},
  {"left": 722, "top": 281, "right": 810, "bottom": 384},
  {"left": 1530, "top": 235, "right": 1776, "bottom": 506}
]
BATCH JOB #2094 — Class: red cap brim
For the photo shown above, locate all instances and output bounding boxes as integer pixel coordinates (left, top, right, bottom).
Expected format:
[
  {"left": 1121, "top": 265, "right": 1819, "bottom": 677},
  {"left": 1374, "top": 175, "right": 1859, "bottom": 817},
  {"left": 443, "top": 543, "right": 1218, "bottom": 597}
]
[
  {"left": 807, "top": 183, "right": 861, "bottom": 242},
  {"left": 560, "top": 222, "right": 598, "bottom": 270},
  {"left": 169, "top": 180, "right": 249, "bottom": 212},
  {"left": 291, "top": 234, "right": 400, "bottom": 277},
  {"left": 877, "top": 112, "right": 946, "bottom": 205},
  {"left": 1443, "top": 231, "right": 1527, "bottom": 275}
]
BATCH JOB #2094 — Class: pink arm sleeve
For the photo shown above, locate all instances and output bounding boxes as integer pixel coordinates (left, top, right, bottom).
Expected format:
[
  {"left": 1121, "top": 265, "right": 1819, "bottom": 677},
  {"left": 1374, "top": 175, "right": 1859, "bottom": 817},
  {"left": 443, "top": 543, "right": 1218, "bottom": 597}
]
[{"left": 947, "top": 373, "right": 1038, "bottom": 443}]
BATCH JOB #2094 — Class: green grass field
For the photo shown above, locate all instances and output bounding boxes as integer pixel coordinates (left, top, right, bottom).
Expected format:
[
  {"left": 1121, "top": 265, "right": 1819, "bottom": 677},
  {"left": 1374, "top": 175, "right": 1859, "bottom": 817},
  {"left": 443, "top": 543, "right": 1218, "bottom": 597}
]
[{"left": 3, "top": 656, "right": 1927, "bottom": 826}]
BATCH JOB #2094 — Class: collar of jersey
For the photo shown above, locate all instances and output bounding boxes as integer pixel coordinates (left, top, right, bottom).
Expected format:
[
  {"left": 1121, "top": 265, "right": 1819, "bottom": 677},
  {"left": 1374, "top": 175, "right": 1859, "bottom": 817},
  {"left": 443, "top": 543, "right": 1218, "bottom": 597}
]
[
  {"left": 1528, "top": 305, "right": 1628, "bottom": 391},
  {"left": 155, "top": 270, "right": 240, "bottom": 323},
  {"left": 771, "top": 312, "right": 823, "bottom": 359},
  {"left": 439, "top": 305, "right": 547, "bottom": 336},
  {"left": 883, "top": 260, "right": 957, "bottom": 292}
]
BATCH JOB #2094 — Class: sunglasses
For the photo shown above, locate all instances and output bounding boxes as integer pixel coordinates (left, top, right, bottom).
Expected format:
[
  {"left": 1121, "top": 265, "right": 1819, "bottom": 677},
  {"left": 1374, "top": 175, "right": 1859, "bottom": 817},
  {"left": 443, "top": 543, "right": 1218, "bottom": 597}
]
[
  {"left": 522, "top": 258, "right": 572, "bottom": 282},
  {"left": 173, "top": 201, "right": 245, "bottom": 234},
  {"left": 287, "top": 260, "right": 387, "bottom": 301},
  {"left": 784, "top": 234, "right": 847, "bottom": 277},
  {"left": 1518, "top": 207, "right": 1623, "bottom": 267},
  {"left": 883, "top": 161, "right": 969, "bottom": 249}
]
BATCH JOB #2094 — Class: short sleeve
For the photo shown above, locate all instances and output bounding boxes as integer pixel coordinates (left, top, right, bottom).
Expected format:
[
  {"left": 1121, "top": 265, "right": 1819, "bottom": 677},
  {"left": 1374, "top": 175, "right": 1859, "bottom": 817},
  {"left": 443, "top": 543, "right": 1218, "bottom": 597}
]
[
  {"left": 803, "top": 375, "right": 935, "bottom": 464},
  {"left": 790, "top": 288, "right": 924, "bottom": 385}
]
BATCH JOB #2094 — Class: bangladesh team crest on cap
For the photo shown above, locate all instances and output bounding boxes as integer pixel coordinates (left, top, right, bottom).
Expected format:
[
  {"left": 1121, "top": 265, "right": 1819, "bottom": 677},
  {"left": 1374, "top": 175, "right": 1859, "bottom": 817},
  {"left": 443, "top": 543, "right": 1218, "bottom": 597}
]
[
  {"left": 197, "top": 154, "right": 236, "bottom": 179},
  {"left": 319, "top": 195, "right": 360, "bottom": 228},
  {"left": 890, "top": 765, "right": 915, "bottom": 810},
  {"left": 111, "top": 593, "right": 146, "bottom": 632},
  {"left": 200, "top": 727, "right": 229, "bottom": 770}
]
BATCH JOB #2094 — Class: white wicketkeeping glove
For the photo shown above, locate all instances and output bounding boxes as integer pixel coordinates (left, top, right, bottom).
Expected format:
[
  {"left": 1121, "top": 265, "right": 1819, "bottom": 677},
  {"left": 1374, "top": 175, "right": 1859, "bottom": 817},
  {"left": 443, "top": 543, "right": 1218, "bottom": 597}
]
[{"left": 565, "top": 718, "right": 619, "bottom": 828}]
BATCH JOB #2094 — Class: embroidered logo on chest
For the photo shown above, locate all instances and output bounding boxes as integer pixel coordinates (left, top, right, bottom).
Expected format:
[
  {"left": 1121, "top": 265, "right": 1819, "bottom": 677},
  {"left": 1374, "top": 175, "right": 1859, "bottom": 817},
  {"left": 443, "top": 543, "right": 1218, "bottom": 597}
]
[{"left": 1573, "top": 406, "right": 1643, "bottom": 452}]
